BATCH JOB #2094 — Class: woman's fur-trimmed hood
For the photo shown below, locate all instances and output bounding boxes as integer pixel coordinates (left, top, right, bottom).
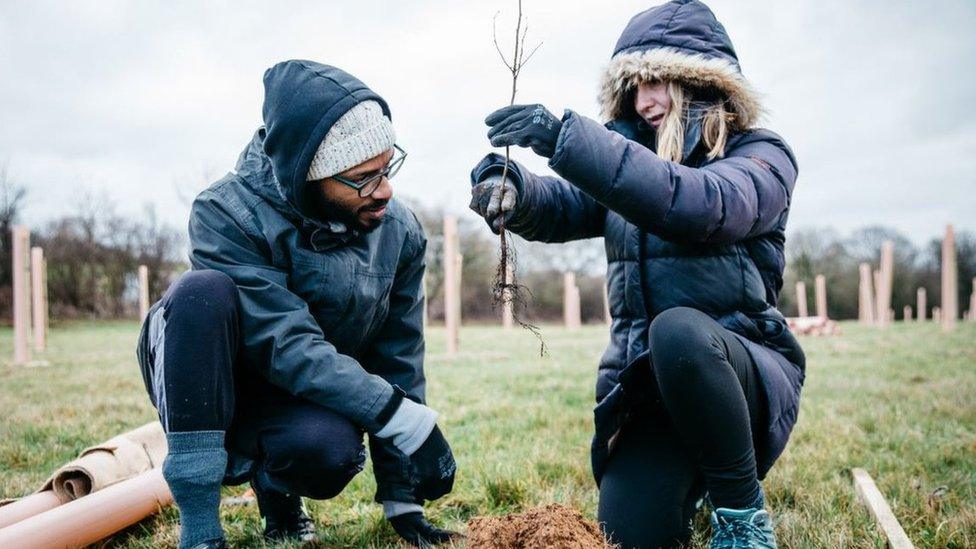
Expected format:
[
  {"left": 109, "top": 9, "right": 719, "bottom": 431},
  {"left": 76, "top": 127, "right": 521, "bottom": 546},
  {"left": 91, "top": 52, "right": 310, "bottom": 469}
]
[{"left": 598, "top": 0, "right": 763, "bottom": 130}]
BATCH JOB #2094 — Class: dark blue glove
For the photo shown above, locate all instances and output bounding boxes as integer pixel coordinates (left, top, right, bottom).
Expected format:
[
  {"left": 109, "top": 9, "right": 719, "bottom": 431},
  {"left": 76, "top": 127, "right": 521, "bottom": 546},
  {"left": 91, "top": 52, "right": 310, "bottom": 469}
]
[{"left": 486, "top": 104, "right": 563, "bottom": 158}]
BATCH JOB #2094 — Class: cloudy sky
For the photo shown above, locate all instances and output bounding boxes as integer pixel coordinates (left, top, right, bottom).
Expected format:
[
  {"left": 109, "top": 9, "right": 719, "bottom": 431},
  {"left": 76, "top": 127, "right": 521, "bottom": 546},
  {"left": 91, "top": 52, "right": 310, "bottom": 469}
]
[{"left": 1, "top": 0, "right": 974, "bottom": 243}]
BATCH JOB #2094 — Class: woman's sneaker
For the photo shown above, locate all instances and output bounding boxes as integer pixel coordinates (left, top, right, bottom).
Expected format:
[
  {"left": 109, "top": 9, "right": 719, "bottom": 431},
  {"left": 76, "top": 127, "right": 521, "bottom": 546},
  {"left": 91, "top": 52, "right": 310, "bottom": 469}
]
[{"left": 709, "top": 507, "right": 777, "bottom": 549}]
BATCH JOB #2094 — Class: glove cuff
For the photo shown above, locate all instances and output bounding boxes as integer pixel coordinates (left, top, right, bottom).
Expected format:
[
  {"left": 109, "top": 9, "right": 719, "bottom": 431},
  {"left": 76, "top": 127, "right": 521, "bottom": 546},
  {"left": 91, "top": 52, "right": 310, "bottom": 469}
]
[
  {"left": 375, "top": 392, "right": 438, "bottom": 456},
  {"left": 382, "top": 501, "right": 424, "bottom": 519}
]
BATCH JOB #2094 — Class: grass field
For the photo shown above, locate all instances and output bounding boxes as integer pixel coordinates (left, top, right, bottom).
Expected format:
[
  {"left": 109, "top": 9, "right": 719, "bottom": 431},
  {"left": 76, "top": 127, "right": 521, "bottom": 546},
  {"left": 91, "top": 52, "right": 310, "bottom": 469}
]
[{"left": 1, "top": 320, "right": 974, "bottom": 548}]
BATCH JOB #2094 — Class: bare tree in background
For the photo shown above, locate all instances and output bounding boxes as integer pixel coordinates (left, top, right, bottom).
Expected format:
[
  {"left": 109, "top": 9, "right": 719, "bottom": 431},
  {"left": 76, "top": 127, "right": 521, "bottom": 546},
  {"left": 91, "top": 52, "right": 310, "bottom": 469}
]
[
  {"left": 0, "top": 163, "right": 28, "bottom": 320},
  {"left": 36, "top": 189, "right": 186, "bottom": 319}
]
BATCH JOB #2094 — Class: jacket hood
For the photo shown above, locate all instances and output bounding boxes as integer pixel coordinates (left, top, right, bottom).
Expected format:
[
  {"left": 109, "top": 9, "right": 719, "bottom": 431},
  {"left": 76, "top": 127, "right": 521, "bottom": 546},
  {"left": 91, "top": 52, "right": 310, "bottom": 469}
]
[
  {"left": 598, "top": 0, "right": 762, "bottom": 129},
  {"left": 261, "top": 60, "right": 391, "bottom": 221}
]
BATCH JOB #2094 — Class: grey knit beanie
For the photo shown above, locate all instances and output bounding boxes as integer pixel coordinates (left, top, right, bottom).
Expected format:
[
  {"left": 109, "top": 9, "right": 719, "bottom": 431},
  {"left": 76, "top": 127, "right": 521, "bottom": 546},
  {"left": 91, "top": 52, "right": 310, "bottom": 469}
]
[{"left": 306, "top": 100, "right": 396, "bottom": 181}]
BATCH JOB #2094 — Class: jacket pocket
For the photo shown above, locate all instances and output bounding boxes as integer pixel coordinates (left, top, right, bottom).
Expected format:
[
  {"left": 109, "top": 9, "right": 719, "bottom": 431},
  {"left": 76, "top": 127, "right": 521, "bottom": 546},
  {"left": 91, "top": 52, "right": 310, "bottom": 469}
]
[
  {"left": 288, "top": 248, "right": 355, "bottom": 335},
  {"left": 351, "top": 267, "right": 395, "bottom": 342}
]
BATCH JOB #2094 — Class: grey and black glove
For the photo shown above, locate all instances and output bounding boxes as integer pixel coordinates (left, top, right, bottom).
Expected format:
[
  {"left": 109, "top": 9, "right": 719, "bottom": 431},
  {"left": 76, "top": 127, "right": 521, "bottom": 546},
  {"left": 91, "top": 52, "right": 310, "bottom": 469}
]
[
  {"left": 469, "top": 174, "right": 518, "bottom": 233},
  {"left": 375, "top": 387, "right": 456, "bottom": 501},
  {"left": 388, "top": 511, "right": 459, "bottom": 547},
  {"left": 486, "top": 104, "right": 563, "bottom": 158}
]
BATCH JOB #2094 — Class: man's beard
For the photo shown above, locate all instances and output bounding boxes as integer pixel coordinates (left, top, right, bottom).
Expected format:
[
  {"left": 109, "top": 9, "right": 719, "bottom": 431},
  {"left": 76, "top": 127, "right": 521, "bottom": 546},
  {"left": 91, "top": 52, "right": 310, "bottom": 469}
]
[{"left": 319, "top": 194, "right": 389, "bottom": 233}]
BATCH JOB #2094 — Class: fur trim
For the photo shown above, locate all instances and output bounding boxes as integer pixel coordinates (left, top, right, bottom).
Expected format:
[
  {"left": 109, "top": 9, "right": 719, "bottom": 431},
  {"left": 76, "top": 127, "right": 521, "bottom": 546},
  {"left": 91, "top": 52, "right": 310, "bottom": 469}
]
[{"left": 598, "top": 47, "right": 763, "bottom": 129}]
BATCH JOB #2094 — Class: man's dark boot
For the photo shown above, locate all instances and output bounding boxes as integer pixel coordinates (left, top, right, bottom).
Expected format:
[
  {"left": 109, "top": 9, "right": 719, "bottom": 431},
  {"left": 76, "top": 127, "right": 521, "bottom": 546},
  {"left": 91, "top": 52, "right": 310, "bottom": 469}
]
[{"left": 252, "top": 476, "right": 317, "bottom": 544}]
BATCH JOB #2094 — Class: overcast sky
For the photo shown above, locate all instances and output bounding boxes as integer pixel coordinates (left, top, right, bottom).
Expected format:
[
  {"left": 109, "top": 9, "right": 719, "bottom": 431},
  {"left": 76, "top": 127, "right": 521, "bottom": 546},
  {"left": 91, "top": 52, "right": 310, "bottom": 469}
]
[{"left": 1, "top": 0, "right": 974, "bottom": 243}]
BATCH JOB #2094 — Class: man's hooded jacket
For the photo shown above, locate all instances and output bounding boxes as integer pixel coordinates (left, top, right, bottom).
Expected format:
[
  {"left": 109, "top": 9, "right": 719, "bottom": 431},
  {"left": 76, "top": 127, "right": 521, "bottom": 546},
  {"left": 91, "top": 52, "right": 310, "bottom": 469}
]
[
  {"left": 472, "top": 0, "right": 805, "bottom": 481},
  {"left": 188, "top": 60, "right": 427, "bottom": 502}
]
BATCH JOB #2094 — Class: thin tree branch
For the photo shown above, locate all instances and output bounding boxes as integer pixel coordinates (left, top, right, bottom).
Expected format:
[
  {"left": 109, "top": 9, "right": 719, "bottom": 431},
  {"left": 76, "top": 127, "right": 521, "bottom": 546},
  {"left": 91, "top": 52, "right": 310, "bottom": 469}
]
[
  {"left": 491, "top": 13, "right": 514, "bottom": 72},
  {"left": 490, "top": 0, "right": 547, "bottom": 355}
]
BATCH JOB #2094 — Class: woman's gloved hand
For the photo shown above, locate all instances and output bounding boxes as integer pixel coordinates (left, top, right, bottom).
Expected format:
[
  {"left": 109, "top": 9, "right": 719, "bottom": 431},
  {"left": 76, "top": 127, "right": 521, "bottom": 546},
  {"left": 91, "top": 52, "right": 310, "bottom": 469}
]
[
  {"left": 469, "top": 175, "right": 518, "bottom": 232},
  {"left": 486, "top": 104, "right": 563, "bottom": 158},
  {"left": 388, "top": 512, "right": 460, "bottom": 547}
]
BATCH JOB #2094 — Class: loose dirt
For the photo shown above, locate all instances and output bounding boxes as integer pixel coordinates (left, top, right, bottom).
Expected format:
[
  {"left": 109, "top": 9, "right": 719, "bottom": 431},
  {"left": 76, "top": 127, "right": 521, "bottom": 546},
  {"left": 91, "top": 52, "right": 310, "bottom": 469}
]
[{"left": 466, "top": 503, "right": 613, "bottom": 549}]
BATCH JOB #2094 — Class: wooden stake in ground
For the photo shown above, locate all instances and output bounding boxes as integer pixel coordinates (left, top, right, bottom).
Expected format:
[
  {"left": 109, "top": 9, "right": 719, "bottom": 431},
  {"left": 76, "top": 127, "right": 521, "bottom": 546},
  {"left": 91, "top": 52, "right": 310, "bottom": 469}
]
[
  {"left": 31, "top": 246, "right": 47, "bottom": 352},
  {"left": 795, "top": 280, "right": 808, "bottom": 317},
  {"left": 443, "top": 215, "right": 461, "bottom": 357},
  {"left": 933, "top": 306, "right": 942, "bottom": 324},
  {"left": 941, "top": 224, "right": 957, "bottom": 331},
  {"left": 873, "top": 269, "right": 882, "bottom": 321},
  {"left": 850, "top": 468, "right": 915, "bottom": 549},
  {"left": 858, "top": 263, "right": 875, "bottom": 325},
  {"left": 815, "top": 274, "right": 828, "bottom": 319},
  {"left": 876, "top": 241, "right": 894, "bottom": 328},
  {"left": 903, "top": 305, "right": 912, "bottom": 322},
  {"left": 11, "top": 226, "right": 31, "bottom": 365},
  {"left": 916, "top": 287, "right": 927, "bottom": 322},
  {"left": 42, "top": 257, "right": 49, "bottom": 337},
  {"left": 138, "top": 265, "right": 150, "bottom": 320},
  {"left": 563, "top": 272, "right": 581, "bottom": 330}
]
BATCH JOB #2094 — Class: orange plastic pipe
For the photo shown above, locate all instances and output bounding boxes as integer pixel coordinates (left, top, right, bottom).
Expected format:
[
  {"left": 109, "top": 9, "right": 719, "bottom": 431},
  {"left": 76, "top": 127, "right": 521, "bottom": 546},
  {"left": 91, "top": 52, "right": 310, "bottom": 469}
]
[
  {"left": 0, "top": 469, "right": 173, "bottom": 548},
  {"left": 0, "top": 491, "right": 61, "bottom": 529}
]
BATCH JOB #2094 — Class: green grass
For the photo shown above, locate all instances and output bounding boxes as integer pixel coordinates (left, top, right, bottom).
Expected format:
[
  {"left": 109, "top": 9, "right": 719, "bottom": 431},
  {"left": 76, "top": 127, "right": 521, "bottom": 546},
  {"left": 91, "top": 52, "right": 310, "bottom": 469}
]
[{"left": 1, "top": 321, "right": 974, "bottom": 547}]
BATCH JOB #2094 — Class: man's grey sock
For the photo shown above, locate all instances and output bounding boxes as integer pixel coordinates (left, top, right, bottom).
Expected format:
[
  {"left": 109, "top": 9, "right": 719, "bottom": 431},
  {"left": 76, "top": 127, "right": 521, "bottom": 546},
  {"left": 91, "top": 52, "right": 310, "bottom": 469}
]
[{"left": 162, "top": 431, "right": 228, "bottom": 549}]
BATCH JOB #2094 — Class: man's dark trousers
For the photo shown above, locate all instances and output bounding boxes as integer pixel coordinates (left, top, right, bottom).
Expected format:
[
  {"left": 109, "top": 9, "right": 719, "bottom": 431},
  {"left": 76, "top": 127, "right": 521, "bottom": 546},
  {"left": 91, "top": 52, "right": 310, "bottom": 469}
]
[{"left": 137, "top": 269, "right": 367, "bottom": 498}]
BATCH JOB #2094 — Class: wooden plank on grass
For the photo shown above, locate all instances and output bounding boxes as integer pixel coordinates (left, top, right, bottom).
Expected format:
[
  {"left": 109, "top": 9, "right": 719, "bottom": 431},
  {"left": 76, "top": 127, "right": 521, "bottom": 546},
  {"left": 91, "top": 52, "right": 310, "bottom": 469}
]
[{"left": 851, "top": 468, "right": 914, "bottom": 549}]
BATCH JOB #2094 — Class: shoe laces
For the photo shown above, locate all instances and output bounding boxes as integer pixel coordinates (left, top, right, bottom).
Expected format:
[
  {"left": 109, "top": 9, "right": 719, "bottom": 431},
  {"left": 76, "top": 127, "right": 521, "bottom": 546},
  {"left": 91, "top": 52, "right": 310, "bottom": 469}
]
[{"left": 713, "top": 513, "right": 770, "bottom": 547}]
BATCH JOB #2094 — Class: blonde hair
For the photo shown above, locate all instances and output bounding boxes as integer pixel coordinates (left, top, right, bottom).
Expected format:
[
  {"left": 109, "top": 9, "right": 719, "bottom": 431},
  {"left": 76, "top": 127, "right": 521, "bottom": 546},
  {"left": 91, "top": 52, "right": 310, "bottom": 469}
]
[{"left": 652, "top": 81, "right": 734, "bottom": 163}]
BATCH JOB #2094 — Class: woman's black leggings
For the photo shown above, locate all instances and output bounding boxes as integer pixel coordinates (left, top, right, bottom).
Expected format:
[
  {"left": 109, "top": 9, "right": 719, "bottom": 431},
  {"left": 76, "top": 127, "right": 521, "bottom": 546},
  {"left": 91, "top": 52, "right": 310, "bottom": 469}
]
[{"left": 598, "top": 307, "right": 767, "bottom": 548}]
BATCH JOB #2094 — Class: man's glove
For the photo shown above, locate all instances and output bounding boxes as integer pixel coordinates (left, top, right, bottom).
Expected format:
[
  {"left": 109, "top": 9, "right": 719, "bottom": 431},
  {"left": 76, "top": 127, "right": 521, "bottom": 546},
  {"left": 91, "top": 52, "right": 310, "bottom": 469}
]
[
  {"left": 408, "top": 425, "right": 456, "bottom": 501},
  {"left": 469, "top": 175, "right": 518, "bottom": 232},
  {"left": 375, "top": 388, "right": 457, "bottom": 501},
  {"left": 486, "top": 104, "right": 563, "bottom": 158},
  {"left": 388, "top": 512, "right": 460, "bottom": 547}
]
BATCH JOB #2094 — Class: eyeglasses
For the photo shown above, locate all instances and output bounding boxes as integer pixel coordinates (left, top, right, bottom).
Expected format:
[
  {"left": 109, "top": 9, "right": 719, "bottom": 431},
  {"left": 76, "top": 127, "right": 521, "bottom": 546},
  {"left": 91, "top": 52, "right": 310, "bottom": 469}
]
[{"left": 331, "top": 144, "right": 407, "bottom": 198}]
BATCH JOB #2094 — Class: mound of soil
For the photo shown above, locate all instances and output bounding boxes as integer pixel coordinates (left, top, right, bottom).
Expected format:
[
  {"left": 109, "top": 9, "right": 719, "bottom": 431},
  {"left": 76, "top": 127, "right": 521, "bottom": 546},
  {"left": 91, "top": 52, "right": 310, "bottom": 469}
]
[{"left": 466, "top": 504, "right": 612, "bottom": 549}]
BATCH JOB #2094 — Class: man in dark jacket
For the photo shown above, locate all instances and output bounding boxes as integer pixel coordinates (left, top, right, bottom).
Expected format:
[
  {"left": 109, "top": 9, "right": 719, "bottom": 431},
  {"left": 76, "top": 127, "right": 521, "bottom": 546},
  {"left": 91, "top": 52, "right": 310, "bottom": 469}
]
[{"left": 137, "top": 60, "right": 456, "bottom": 548}]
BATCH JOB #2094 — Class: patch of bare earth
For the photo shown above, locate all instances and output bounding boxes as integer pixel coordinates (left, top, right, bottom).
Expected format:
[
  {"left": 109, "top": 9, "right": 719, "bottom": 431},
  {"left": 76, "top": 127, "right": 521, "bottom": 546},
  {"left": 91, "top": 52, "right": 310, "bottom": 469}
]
[{"left": 466, "top": 504, "right": 614, "bottom": 548}]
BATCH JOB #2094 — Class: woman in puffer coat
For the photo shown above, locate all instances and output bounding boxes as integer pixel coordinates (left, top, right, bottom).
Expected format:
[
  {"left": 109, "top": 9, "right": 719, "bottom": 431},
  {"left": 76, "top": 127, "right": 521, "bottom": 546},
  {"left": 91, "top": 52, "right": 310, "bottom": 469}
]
[{"left": 468, "top": 1, "right": 804, "bottom": 547}]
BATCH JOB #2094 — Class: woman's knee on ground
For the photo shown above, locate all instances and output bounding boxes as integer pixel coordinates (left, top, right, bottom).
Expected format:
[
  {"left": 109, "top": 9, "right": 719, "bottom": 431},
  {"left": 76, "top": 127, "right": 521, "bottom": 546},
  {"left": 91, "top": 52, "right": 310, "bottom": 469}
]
[
  {"left": 649, "top": 307, "right": 726, "bottom": 388},
  {"left": 161, "top": 270, "right": 239, "bottom": 327}
]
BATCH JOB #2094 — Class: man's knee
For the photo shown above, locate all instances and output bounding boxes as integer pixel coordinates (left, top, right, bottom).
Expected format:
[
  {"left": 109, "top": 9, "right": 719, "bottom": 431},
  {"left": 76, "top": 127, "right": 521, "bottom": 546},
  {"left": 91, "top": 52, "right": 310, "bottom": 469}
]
[
  {"left": 162, "top": 270, "right": 238, "bottom": 325},
  {"left": 261, "top": 414, "right": 367, "bottom": 499}
]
